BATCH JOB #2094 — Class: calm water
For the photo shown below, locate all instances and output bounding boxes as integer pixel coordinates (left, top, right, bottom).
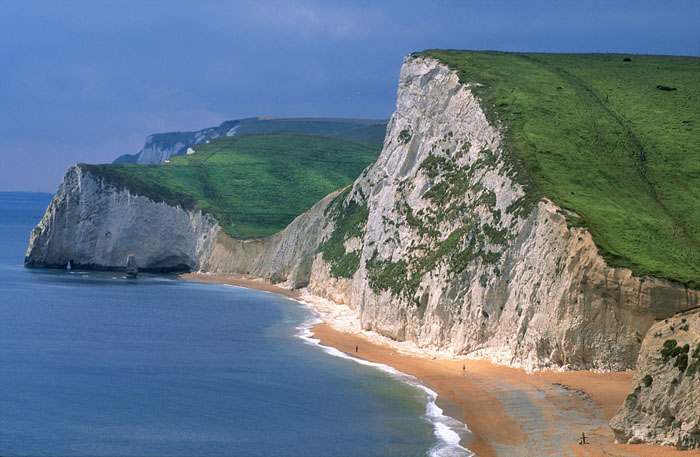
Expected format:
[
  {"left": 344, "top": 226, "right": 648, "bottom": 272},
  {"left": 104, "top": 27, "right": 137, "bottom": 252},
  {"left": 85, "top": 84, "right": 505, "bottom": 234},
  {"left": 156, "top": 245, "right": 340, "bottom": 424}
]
[{"left": 0, "top": 192, "right": 470, "bottom": 457}]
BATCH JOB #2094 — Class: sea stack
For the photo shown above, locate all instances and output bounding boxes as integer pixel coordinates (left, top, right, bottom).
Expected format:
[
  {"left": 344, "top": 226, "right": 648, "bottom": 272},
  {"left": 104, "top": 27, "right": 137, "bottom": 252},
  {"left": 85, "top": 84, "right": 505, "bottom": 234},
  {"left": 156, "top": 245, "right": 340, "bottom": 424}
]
[{"left": 125, "top": 254, "right": 138, "bottom": 278}]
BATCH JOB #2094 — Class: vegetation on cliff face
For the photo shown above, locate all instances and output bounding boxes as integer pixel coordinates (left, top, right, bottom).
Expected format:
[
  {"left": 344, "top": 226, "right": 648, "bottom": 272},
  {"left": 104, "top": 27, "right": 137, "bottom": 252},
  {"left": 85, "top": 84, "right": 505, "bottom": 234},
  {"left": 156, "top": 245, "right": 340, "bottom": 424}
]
[
  {"left": 362, "top": 132, "right": 514, "bottom": 302},
  {"left": 415, "top": 50, "right": 700, "bottom": 287},
  {"left": 81, "top": 134, "right": 380, "bottom": 238},
  {"left": 318, "top": 187, "right": 369, "bottom": 279}
]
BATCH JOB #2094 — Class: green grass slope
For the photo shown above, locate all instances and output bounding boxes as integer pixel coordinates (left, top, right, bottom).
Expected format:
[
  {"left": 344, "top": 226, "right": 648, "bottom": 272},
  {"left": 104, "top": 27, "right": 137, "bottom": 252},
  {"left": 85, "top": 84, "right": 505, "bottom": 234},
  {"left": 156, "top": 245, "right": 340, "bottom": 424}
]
[
  {"left": 83, "top": 134, "right": 381, "bottom": 238},
  {"left": 224, "top": 117, "right": 388, "bottom": 145},
  {"left": 112, "top": 117, "right": 387, "bottom": 164},
  {"left": 416, "top": 50, "right": 700, "bottom": 287}
]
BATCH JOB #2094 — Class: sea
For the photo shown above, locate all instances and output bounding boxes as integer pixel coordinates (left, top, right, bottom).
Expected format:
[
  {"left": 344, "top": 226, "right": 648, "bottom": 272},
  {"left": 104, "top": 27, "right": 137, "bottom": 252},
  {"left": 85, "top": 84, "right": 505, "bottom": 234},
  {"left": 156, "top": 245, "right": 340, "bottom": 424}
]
[{"left": 0, "top": 192, "right": 472, "bottom": 457}]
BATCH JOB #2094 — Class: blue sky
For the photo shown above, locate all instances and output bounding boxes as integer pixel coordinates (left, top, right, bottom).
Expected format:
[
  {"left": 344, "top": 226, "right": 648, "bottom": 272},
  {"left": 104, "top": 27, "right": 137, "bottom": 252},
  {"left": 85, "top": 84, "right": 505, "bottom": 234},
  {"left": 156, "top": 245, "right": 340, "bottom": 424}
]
[{"left": 1, "top": 0, "right": 698, "bottom": 192}]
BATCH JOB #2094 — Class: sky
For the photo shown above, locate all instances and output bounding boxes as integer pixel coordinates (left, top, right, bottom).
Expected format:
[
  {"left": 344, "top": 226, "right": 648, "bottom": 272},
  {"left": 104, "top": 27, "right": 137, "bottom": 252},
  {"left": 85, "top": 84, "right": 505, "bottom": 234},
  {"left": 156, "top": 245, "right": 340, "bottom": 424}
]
[{"left": 1, "top": 0, "right": 698, "bottom": 192}]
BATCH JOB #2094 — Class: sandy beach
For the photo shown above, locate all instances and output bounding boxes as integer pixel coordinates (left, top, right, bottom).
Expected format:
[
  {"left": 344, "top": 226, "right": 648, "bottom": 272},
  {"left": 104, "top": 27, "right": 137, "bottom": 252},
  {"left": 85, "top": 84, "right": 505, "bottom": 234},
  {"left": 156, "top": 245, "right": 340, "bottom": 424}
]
[
  {"left": 182, "top": 273, "right": 700, "bottom": 457},
  {"left": 181, "top": 273, "right": 301, "bottom": 299}
]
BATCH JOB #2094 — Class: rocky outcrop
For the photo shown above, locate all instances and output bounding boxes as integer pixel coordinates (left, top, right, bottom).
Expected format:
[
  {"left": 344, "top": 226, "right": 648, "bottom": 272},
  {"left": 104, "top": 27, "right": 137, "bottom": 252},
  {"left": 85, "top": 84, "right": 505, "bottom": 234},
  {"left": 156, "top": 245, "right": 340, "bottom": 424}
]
[
  {"left": 611, "top": 309, "right": 700, "bottom": 449},
  {"left": 125, "top": 254, "right": 138, "bottom": 278},
  {"left": 25, "top": 165, "right": 333, "bottom": 287},
  {"left": 307, "top": 55, "right": 700, "bottom": 371}
]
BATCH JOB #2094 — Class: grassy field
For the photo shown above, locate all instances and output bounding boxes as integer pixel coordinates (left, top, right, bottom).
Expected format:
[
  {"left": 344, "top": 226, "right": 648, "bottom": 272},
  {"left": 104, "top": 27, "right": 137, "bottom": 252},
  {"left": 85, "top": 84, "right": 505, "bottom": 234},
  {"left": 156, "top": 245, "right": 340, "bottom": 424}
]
[
  {"left": 416, "top": 50, "right": 700, "bottom": 286},
  {"left": 83, "top": 134, "right": 381, "bottom": 238}
]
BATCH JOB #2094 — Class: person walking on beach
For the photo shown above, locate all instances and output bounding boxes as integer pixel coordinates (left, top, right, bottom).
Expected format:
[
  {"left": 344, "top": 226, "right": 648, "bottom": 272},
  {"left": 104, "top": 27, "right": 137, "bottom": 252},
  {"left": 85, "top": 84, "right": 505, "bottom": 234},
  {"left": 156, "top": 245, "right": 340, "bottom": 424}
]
[
  {"left": 462, "top": 364, "right": 465, "bottom": 372},
  {"left": 355, "top": 345, "right": 358, "bottom": 353}
]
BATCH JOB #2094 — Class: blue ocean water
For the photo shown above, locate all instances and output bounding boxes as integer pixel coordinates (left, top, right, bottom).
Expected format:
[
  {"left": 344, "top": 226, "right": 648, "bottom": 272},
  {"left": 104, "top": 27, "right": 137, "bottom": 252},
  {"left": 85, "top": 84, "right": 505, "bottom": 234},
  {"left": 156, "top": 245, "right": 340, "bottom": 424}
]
[{"left": 0, "top": 192, "right": 470, "bottom": 457}]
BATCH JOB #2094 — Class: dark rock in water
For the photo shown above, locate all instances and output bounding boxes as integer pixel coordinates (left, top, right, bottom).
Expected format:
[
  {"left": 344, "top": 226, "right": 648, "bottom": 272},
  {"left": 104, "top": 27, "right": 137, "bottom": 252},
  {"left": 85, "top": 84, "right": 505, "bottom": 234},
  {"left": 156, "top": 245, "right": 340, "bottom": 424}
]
[{"left": 126, "top": 254, "right": 138, "bottom": 278}]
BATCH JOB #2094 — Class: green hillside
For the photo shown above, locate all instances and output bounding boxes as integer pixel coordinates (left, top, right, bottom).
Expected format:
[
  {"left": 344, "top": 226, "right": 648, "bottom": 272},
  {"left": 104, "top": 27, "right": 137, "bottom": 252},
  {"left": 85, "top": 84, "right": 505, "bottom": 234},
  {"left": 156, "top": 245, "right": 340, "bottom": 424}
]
[
  {"left": 222, "top": 117, "right": 388, "bottom": 145},
  {"left": 416, "top": 50, "right": 700, "bottom": 287},
  {"left": 113, "top": 117, "right": 387, "bottom": 164},
  {"left": 83, "top": 134, "right": 381, "bottom": 238}
]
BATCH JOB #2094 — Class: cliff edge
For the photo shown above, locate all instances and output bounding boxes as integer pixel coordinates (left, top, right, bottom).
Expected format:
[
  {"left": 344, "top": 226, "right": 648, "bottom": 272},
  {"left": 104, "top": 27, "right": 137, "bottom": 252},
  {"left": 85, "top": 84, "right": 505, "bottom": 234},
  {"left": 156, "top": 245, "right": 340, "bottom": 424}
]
[{"left": 27, "top": 55, "right": 700, "bottom": 369}]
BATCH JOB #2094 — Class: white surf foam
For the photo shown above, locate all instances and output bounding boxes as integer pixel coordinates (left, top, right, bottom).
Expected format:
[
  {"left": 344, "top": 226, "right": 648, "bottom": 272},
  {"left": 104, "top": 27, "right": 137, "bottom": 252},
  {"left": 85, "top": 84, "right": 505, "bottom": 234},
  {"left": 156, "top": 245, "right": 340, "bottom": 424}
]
[{"left": 294, "top": 304, "right": 474, "bottom": 457}]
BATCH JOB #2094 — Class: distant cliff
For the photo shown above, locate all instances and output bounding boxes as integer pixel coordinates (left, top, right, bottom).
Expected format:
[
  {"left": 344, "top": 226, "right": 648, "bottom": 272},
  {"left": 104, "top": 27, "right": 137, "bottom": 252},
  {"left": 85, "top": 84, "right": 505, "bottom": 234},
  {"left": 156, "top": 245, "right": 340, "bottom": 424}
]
[{"left": 113, "top": 117, "right": 388, "bottom": 164}]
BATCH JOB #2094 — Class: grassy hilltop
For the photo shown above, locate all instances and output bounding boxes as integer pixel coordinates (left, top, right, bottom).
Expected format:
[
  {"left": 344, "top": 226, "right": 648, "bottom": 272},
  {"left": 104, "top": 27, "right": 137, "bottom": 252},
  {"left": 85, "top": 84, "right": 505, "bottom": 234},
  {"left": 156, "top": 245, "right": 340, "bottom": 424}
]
[
  {"left": 417, "top": 50, "right": 700, "bottom": 286},
  {"left": 82, "top": 134, "right": 381, "bottom": 238}
]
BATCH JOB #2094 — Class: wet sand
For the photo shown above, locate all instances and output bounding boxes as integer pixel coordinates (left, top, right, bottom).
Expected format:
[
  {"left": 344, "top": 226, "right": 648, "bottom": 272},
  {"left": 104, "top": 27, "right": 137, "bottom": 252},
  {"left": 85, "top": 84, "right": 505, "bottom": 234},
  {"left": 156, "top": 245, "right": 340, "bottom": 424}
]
[
  {"left": 314, "top": 324, "right": 700, "bottom": 457},
  {"left": 182, "top": 273, "right": 699, "bottom": 457},
  {"left": 181, "top": 273, "right": 301, "bottom": 299}
]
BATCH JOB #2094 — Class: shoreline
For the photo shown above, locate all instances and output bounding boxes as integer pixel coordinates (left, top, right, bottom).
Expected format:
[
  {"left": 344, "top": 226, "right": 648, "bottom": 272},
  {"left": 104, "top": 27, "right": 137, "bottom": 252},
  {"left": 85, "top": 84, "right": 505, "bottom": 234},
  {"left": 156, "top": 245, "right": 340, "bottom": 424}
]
[{"left": 182, "top": 273, "right": 699, "bottom": 457}]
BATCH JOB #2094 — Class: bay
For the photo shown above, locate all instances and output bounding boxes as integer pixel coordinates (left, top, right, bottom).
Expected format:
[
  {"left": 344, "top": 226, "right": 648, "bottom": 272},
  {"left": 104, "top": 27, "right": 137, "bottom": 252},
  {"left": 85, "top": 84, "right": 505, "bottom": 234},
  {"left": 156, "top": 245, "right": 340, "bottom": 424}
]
[{"left": 0, "top": 192, "right": 440, "bottom": 456}]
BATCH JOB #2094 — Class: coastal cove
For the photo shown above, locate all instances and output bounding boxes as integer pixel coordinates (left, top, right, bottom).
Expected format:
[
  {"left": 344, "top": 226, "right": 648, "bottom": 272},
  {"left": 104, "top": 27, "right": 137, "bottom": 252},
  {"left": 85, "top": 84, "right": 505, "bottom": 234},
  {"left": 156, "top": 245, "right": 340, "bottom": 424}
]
[
  {"left": 2, "top": 192, "right": 696, "bottom": 456},
  {"left": 183, "top": 273, "right": 700, "bottom": 457},
  {"left": 15, "top": 49, "right": 700, "bottom": 454},
  {"left": 4, "top": 0, "right": 700, "bottom": 452},
  {"left": 0, "top": 193, "right": 455, "bottom": 457}
]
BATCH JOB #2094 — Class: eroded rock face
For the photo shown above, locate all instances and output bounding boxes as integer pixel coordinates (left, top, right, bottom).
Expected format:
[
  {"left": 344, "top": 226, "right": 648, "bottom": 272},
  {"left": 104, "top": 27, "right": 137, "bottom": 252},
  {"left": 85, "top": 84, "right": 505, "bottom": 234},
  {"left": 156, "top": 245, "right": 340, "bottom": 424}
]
[
  {"left": 25, "top": 165, "right": 332, "bottom": 286},
  {"left": 25, "top": 166, "right": 219, "bottom": 272},
  {"left": 308, "top": 56, "right": 700, "bottom": 371},
  {"left": 611, "top": 309, "right": 700, "bottom": 449},
  {"left": 201, "top": 191, "right": 339, "bottom": 288}
]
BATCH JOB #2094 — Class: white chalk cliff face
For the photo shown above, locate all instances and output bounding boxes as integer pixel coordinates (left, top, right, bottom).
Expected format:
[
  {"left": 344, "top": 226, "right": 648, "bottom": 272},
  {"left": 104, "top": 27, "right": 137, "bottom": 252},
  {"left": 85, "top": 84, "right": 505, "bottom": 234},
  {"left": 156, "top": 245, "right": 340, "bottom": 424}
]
[
  {"left": 136, "top": 128, "right": 223, "bottom": 164},
  {"left": 25, "top": 166, "right": 220, "bottom": 272},
  {"left": 307, "top": 56, "right": 700, "bottom": 372},
  {"left": 25, "top": 165, "right": 331, "bottom": 285},
  {"left": 26, "top": 55, "right": 700, "bottom": 448},
  {"left": 28, "top": 56, "right": 700, "bottom": 368}
]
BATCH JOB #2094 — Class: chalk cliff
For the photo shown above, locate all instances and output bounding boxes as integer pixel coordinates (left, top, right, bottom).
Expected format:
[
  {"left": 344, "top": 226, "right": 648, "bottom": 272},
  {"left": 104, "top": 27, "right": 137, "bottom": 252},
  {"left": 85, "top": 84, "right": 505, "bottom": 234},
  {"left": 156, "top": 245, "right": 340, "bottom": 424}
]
[
  {"left": 25, "top": 165, "right": 219, "bottom": 272},
  {"left": 25, "top": 164, "right": 332, "bottom": 285},
  {"left": 26, "top": 55, "right": 700, "bottom": 448},
  {"left": 306, "top": 56, "right": 700, "bottom": 371},
  {"left": 28, "top": 56, "right": 699, "bottom": 367},
  {"left": 134, "top": 127, "right": 224, "bottom": 164}
]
